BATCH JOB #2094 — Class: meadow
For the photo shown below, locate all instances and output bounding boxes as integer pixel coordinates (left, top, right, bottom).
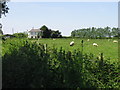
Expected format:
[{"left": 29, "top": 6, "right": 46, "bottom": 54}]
[
  {"left": 2, "top": 38, "right": 119, "bottom": 88},
  {"left": 32, "top": 38, "right": 118, "bottom": 63}
]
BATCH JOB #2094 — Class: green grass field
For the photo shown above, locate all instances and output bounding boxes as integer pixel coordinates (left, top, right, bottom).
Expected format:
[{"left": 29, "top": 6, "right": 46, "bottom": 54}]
[
  {"left": 2, "top": 38, "right": 119, "bottom": 88},
  {"left": 31, "top": 38, "right": 118, "bottom": 63}
]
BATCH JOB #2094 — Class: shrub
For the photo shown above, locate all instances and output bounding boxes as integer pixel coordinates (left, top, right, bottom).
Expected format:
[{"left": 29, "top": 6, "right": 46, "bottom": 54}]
[
  {"left": 2, "top": 39, "right": 120, "bottom": 88},
  {"left": 13, "top": 33, "right": 28, "bottom": 38}
]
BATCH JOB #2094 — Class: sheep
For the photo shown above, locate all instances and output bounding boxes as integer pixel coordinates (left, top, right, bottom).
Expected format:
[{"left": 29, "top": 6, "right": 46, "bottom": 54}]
[
  {"left": 70, "top": 41, "right": 74, "bottom": 46},
  {"left": 53, "top": 38, "right": 56, "bottom": 40},
  {"left": 113, "top": 40, "right": 118, "bottom": 43},
  {"left": 108, "top": 39, "right": 110, "bottom": 41},
  {"left": 93, "top": 43, "right": 98, "bottom": 47},
  {"left": 87, "top": 39, "right": 90, "bottom": 41}
]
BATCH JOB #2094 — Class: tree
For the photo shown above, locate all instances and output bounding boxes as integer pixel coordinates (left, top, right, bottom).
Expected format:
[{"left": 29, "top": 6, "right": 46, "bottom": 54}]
[
  {"left": 0, "top": 0, "right": 9, "bottom": 39},
  {"left": 0, "top": 23, "right": 3, "bottom": 35},
  {"left": 40, "top": 25, "right": 48, "bottom": 31},
  {"left": 104, "top": 26, "right": 111, "bottom": 38},
  {"left": 51, "top": 30, "right": 62, "bottom": 38},
  {"left": 0, "top": 29, "right": 3, "bottom": 35},
  {"left": 13, "top": 33, "right": 28, "bottom": 38},
  {"left": 40, "top": 25, "right": 51, "bottom": 38},
  {"left": 97, "top": 28, "right": 105, "bottom": 39},
  {"left": 71, "top": 27, "right": 116, "bottom": 39},
  {"left": 111, "top": 27, "right": 118, "bottom": 37},
  {"left": 71, "top": 31, "right": 75, "bottom": 37},
  {"left": 40, "top": 25, "right": 62, "bottom": 38},
  {"left": 0, "top": 0, "right": 9, "bottom": 18},
  {"left": 118, "top": 28, "right": 120, "bottom": 38},
  {"left": 37, "top": 31, "right": 43, "bottom": 38}
]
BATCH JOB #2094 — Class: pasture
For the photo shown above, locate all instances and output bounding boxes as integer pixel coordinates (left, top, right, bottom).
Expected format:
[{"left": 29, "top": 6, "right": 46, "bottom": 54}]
[
  {"left": 2, "top": 38, "right": 119, "bottom": 88},
  {"left": 32, "top": 38, "right": 118, "bottom": 63}
]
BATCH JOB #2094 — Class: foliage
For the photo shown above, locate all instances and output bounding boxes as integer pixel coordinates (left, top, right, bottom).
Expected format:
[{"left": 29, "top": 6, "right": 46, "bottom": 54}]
[
  {"left": 51, "top": 30, "right": 62, "bottom": 38},
  {"left": 13, "top": 33, "right": 28, "bottom": 38},
  {"left": 40, "top": 25, "right": 62, "bottom": 38},
  {"left": 71, "top": 27, "right": 119, "bottom": 39},
  {"left": 0, "top": 29, "right": 3, "bottom": 35},
  {"left": 2, "top": 38, "right": 120, "bottom": 88},
  {"left": 40, "top": 25, "right": 51, "bottom": 38},
  {"left": 0, "top": 0, "right": 9, "bottom": 18},
  {"left": 40, "top": 25, "right": 49, "bottom": 31},
  {"left": 1, "top": 34, "right": 15, "bottom": 41}
]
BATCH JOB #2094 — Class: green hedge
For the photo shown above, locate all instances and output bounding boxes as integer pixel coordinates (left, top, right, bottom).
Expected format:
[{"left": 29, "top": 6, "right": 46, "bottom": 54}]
[{"left": 2, "top": 39, "right": 120, "bottom": 88}]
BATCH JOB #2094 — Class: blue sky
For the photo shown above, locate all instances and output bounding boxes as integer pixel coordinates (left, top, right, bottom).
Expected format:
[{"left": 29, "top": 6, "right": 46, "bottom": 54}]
[{"left": 2, "top": 2, "right": 118, "bottom": 36}]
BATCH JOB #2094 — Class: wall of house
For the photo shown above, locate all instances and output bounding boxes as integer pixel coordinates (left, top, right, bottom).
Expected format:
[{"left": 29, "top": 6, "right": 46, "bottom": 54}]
[{"left": 28, "top": 32, "right": 41, "bottom": 38}]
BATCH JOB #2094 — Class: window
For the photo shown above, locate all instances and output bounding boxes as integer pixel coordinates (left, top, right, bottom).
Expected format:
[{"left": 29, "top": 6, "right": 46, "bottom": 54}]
[
  {"left": 31, "top": 32, "right": 33, "bottom": 35},
  {"left": 36, "top": 32, "right": 38, "bottom": 35}
]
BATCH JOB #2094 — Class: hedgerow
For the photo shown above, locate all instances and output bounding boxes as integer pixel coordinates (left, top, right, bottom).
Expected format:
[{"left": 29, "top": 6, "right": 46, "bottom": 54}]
[{"left": 2, "top": 38, "right": 120, "bottom": 88}]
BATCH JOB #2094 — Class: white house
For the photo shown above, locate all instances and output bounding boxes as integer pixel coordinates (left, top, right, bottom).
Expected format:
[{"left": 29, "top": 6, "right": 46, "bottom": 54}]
[{"left": 28, "top": 28, "right": 42, "bottom": 38}]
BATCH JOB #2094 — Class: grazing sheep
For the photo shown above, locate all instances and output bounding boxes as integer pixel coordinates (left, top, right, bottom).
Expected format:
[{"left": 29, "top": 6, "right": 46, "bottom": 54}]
[
  {"left": 113, "top": 40, "right": 118, "bottom": 43},
  {"left": 108, "top": 39, "right": 110, "bottom": 41},
  {"left": 70, "top": 41, "right": 74, "bottom": 46},
  {"left": 93, "top": 43, "right": 98, "bottom": 47},
  {"left": 53, "top": 38, "right": 56, "bottom": 40},
  {"left": 87, "top": 39, "right": 90, "bottom": 41}
]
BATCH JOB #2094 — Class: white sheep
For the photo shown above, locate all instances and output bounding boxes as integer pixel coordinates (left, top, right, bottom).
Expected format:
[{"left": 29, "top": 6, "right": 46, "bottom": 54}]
[
  {"left": 113, "top": 40, "right": 118, "bottom": 43},
  {"left": 53, "top": 38, "right": 56, "bottom": 40},
  {"left": 87, "top": 39, "right": 90, "bottom": 41},
  {"left": 108, "top": 39, "right": 110, "bottom": 41},
  {"left": 93, "top": 43, "right": 98, "bottom": 47},
  {"left": 70, "top": 41, "right": 74, "bottom": 46}
]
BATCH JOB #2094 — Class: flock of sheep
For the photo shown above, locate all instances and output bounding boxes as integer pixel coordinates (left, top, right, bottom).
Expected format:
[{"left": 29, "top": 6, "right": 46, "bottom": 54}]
[
  {"left": 69, "top": 39, "right": 118, "bottom": 47},
  {"left": 52, "top": 38, "right": 118, "bottom": 47}
]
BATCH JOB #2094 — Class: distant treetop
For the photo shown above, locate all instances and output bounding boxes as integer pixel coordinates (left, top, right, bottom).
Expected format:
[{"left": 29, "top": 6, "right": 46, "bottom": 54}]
[{"left": 40, "top": 25, "right": 49, "bottom": 31}]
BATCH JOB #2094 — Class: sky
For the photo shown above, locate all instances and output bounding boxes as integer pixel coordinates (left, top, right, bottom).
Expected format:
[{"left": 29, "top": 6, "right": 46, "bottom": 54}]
[{"left": 1, "top": 1, "right": 118, "bottom": 36}]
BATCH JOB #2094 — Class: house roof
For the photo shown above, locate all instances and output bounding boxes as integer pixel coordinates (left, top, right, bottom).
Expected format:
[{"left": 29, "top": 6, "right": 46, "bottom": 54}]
[{"left": 29, "top": 29, "right": 42, "bottom": 32}]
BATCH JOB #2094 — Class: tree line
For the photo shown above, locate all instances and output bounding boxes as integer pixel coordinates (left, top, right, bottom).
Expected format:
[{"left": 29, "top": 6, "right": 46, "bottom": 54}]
[
  {"left": 1, "top": 25, "right": 62, "bottom": 39},
  {"left": 71, "top": 26, "right": 119, "bottom": 39}
]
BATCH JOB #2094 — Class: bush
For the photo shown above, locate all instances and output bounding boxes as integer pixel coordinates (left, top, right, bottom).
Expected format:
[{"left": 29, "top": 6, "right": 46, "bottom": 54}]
[
  {"left": 2, "top": 39, "right": 120, "bottom": 88},
  {"left": 13, "top": 33, "right": 28, "bottom": 38}
]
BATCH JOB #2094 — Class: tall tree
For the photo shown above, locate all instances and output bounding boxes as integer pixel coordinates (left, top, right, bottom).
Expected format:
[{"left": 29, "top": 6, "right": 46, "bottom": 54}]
[
  {"left": 0, "top": 0, "right": 9, "bottom": 18},
  {"left": 0, "top": 0, "right": 10, "bottom": 36},
  {"left": 111, "top": 27, "right": 118, "bottom": 37},
  {"left": 0, "top": 29, "right": 3, "bottom": 35},
  {"left": 71, "top": 27, "right": 116, "bottom": 39},
  {"left": 104, "top": 26, "right": 111, "bottom": 38},
  {"left": 0, "top": 23, "right": 3, "bottom": 35},
  {"left": 71, "top": 31, "right": 75, "bottom": 37},
  {"left": 40, "top": 25, "right": 51, "bottom": 38},
  {"left": 40, "top": 25, "right": 48, "bottom": 31}
]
